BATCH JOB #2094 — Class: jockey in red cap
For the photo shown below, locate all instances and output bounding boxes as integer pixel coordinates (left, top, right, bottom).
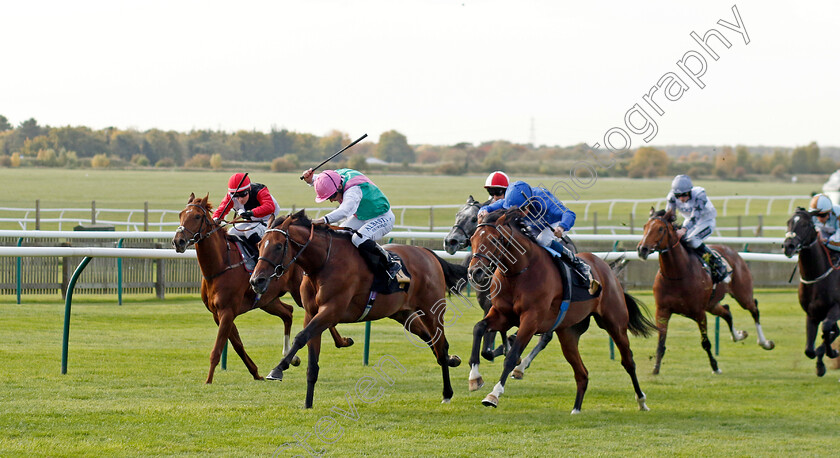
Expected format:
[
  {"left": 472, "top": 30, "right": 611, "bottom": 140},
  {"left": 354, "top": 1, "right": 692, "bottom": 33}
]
[{"left": 212, "top": 173, "right": 280, "bottom": 261}]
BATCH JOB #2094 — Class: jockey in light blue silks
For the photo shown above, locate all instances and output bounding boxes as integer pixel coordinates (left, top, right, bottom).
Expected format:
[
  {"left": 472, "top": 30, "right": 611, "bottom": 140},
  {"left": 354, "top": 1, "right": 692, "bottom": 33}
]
[
  {"left": 808, "top": 193, "right": 840, "bottom": 252},
  {"left": 478, "top": 180, "right": 599, "bottom": 294},
  {"left": 666, "top": 174, "right": 730, "bottom": 283}
]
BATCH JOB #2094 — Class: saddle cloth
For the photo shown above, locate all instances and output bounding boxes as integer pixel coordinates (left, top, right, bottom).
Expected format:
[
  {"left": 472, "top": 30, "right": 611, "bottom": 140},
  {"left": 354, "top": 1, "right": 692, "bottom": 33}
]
[
  {"left": 543, "top": 247, "right": 599, "bottom": 302},
  {"left": 370, "top": 251, "right": 411, "bottom": 295}
]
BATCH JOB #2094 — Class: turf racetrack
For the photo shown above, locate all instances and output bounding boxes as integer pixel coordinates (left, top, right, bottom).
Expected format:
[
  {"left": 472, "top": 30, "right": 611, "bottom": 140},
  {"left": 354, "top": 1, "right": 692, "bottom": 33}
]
[{"left": 0, "top": 289, "right": 836, "bottom": 456}]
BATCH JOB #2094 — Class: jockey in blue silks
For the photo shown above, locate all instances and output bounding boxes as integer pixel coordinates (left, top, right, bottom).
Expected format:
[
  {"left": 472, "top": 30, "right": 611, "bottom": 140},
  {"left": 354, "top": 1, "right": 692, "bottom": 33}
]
[{"left": 478, "top": 180, "right": 599, "bottom": 294}]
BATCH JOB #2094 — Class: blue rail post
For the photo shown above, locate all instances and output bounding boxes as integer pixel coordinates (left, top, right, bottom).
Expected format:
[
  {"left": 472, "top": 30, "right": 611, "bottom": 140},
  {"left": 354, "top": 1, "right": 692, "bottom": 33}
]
[
  {"left": 117, "top": 239, "right": 124, "bottom": 305},
  {"left": 62, "top": 256, "right": 93, "bottom": 374},
  {"left": 16, "top": 237, "right": 22, "bottom": 304}
]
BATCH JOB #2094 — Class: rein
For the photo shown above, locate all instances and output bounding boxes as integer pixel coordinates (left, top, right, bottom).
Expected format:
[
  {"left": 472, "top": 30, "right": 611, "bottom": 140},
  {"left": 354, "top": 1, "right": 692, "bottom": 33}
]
[
  {"left": 260, "top": 223, "right": 328, "bottom": 278},
  {"left": 449, "top": 201, "right": 482, "bottom": 244},
  {"left": 473, "top": 221, "right": 529, "bottom": 277},
  {"left": 786, "top": 218, "right": 840, "bottom": 284},
  {"left": 176, "top": 203, "right": 244, "bottom": 280}
]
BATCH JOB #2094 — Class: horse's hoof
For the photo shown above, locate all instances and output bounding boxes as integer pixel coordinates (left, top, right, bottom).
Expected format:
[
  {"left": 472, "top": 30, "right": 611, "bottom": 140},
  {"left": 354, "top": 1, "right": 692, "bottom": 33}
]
[
  {"left": 816, "top": 361, "right": 826, "bottom": 377},
  {"left": 448, "top": 355, "right": 462, "bottom": 367},
  {"left": 805, "top": 348, "right": 817, "bottom": 359},
  {"left": 637, "top": 394, "right": 650, "bottom": 411},
  {"left": 481, "top": 350, "right": 495, "bottom": 362},
  {"left": 481, "top": 394, "right": 498, "bottom": 408},
  {"left": 570, "top": 408, "right": 581, "bottom": 415},
  {"left": 290, "top": 355, "right": 301, "bottom": 367},
  {"left": 266, "top": 368, "right": 284, "bottom": 381},
  {"left": 469, "top": 377, "right": 484, "bottom": 392},
  {"left": 761, "top": 340, "right": 775, "bottom": 350},
  {"left": 652, "top": 367, "right": 660, "bottom": 375},
  {"left": 713, "top": 368, "right": 722, "bottom": 374},
  {"left": 441, "top": 398, "right": 451, "bottom": 404},
  {"left": 255, "top": 376, "right": 265, "bottom": 381},
  {"left": 511, "top": 368, "right": 524, "bottom": 380},
  {"left": 733, "top": 330, "right": 748, "bottom": 342},
  {"left": 344, "top": 338, "right": 354, "bottom": 348},
  {"left": 827, "top": 348, "right": 839, "bottom": 359}
]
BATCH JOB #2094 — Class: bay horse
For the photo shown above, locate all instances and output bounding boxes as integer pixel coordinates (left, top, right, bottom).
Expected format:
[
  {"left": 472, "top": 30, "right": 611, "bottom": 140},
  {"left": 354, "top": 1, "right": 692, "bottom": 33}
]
[
  {"left": 783, "top": 207, "right": 840, "bottom": 376},
  {"left": 445, "top": 195, "right": 510, "bottom": 362},
  {"left": 249, "top": 210, "right": 465, "bottom": 408},
  {"left": 637, "top": 208, "right": 774, "bottom": 375},
  {"left": 171, "top": 194, "right": 352, "bottom": 384},
  {"left": 466, "top": 208, "right": 656, "bottom": 413}
]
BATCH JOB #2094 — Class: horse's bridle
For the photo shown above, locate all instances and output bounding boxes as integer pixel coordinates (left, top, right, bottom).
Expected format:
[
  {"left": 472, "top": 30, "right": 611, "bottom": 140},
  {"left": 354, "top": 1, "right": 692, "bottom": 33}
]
[
  {"left": 259, "top": 223, "right": 330, "bottom": 279},
  {"left": 472, "top": 220, "right": 528, "bottom": 277},
  {"left": 642, "top": 216, "right": 682, "bottom": 254},
  {"left": 785, "top": 211, "right": 840, "bottom": 284},
  {"left": 449, "top": 201, "right": 482, "bottom": 246},
  {"left": 784, "top": 212, "right": 819, "bottom": 255},
  {"left": 176, "top": 203, "right": 226, "bottom": 248}
]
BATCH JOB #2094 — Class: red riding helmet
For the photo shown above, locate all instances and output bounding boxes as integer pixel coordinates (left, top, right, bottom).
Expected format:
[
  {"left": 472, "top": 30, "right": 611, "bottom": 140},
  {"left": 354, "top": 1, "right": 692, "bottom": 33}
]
[
  {"left": 484, "top": 171, "right": 510, "bottom": 190},
  {"left": 228, "top": 173, "right": 251, "bottom": 193}
]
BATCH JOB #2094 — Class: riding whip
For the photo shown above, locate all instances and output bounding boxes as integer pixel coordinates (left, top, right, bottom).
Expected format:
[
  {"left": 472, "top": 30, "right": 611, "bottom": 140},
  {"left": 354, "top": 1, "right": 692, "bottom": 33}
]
[
  {"left": 300, "top": 133, "right": 368, "bottom": 180},
  {"left": 219, "top": 172, "right": 249, "bottom": 218}
]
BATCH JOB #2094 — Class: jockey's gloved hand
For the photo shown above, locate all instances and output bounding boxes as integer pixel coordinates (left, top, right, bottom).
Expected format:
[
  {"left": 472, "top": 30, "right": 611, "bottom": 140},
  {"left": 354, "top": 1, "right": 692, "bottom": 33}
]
[
  {"left": 238, "top": 210, "right": 253, "bottom": 219},
  {"left": 213, "top": 217, "right": 222, "bottom": 225}
]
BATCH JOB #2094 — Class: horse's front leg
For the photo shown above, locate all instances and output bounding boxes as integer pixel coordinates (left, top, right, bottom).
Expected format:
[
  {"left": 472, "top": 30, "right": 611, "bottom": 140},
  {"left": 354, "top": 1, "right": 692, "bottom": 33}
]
[
  {"left": 207, "top": 308, "right": 235, "bottom": 384},
  {"left": 304, "top": 331, "right": 323, "bottom": 408},
  {"left": 266, "top": 312, "right": 333, "bottom": 381},
  {"left": 482, "top": 318, "right": 537, "bottom": 408},
  {"left": 652, "top": 308, "right": 672, "bottom": 375},
  {"left": 804, "top": 316, "right": 819, "bottom": 359},
  {"left": 469, "top": 319, "right": 489, "bottom": 391},
  {"left": 694, "top": 313, "right": 720, "bottom": 374}
]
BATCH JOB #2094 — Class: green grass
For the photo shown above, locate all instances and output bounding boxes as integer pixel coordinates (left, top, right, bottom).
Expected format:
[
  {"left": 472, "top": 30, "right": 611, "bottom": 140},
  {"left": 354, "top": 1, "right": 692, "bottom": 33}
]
[{"left": 1, "top": 290, "right": 837, "bottom": 456}]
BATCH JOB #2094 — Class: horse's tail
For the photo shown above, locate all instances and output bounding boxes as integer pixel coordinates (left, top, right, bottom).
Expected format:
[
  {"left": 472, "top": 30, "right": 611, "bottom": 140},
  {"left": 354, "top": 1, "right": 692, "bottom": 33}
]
[
  {"left": 425, "top": 248, "right": 469, "bottom": 294},
  {"left": 624, "top": 292, "right": 657, "bottom": 338}
]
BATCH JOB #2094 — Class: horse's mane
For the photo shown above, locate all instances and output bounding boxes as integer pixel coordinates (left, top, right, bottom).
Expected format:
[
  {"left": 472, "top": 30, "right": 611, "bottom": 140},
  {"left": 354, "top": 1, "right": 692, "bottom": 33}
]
[
  {"left": 653, "top": 209, "right": 667, "bottom": 218},
  {"left": 270, "top": 210, "right": 353, "bottom": 240},
  {"left": 192, "top": 195, "right": 214, "bottom": 213}
]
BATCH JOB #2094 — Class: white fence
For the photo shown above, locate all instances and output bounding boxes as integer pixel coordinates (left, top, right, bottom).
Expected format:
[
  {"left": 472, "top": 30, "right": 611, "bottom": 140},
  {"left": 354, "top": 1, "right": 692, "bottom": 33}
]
[{"left": 0, "top": 195, "right": 809, "bottom": 232}]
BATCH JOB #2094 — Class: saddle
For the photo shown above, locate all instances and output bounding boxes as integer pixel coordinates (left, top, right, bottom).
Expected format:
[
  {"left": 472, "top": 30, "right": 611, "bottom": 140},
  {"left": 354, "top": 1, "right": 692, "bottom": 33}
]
[
  {"left": 230, "top": 236, "right": 257, "bottom": 273},
  {"left": 543, "top": 247, "right": 599, "bottom": 302},
  {"left": 370, "top": 251, "right": 411, "bottom": 295}
]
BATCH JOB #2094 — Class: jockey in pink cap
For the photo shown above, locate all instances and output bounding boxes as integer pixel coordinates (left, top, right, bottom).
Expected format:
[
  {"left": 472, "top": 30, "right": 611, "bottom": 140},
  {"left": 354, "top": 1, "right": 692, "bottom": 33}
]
[{"left": 302, "top": 167, "right": 401, "bottom": 279}]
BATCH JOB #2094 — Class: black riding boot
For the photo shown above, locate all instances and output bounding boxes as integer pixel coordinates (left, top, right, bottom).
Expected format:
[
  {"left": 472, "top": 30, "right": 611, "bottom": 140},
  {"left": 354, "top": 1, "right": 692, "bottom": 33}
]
[
  {"left": 694, "top": 243, "right": 730, "bottom": 283},
  {"left": 549, "top": 239, "right": 599, "bottom": 295},
  {"left": 358, "top": 239, "right": 400, "bottom": 279}
]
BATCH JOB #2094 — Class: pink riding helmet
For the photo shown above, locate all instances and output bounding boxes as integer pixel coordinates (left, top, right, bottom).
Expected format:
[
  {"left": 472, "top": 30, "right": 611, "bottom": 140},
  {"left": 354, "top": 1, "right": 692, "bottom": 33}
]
[{"left": 314, "top": 170, "right": 342, "bottom": 203}]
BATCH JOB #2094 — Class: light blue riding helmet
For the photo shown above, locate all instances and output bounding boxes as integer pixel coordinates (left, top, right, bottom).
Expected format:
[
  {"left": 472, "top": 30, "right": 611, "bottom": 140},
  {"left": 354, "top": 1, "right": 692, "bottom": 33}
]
[{"left": 671, "top": 175, "right": 693, "bottom": 195}]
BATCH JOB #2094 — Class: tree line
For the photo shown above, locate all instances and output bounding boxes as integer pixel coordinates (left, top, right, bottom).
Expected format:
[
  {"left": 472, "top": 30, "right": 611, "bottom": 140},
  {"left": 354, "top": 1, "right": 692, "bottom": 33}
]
[{"left": 0, "top": 114, "right": 834, "bottom": 179}]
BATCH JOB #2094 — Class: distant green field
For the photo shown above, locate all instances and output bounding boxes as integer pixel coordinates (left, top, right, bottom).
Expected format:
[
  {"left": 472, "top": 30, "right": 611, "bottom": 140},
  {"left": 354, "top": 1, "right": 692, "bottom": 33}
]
[
  {"left": 0, "top": 169, "right": 822, "bottom": 232},
  {"left": 1, "top": 290, "right": 837, "bottom": 456}
]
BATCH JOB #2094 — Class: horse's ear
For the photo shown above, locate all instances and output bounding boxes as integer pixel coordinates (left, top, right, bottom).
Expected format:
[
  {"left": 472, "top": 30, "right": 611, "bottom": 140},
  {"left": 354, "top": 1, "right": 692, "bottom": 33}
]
[
  {"left": 293, "top": 209, "right": 306, "bottom": 218},
  {"left": 267, "top": 214, "right": 275, "bottom": 228},
  {"left": 467, "top": 195, "right": 474, "bottom": 203},
  {"left": 665, "top": 208, "right": 676, "bottom": 222},
  {"left": 203, "top": 193, "right": 209, "bottom": 203},
  {"left": 649, "top": 206, "right": 655, "bottom": 217},
  {"left": 188, "top": 192, "right": 195, "bottom": 203}
]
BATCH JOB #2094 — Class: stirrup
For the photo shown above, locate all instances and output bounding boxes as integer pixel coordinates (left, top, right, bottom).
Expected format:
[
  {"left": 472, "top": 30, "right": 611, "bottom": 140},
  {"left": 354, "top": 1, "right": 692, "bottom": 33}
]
[
  {"left": 394, "top": 268, "right": 410, "bottom": 283},
  {"left": 588, "top": 277, "right": 601, "bottom": 296}
]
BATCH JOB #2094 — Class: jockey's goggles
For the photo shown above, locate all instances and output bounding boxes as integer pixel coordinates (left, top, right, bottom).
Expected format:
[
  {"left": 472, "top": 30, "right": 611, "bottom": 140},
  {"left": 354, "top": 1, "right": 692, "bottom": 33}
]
[
  {"left": 486, "top": 187, "right": 506, "bottom": 197},
  {"left": 232, "top": 190, "right": 249, "bottom": 198},
  {"left": 674, "top": 191, "right": 691, "bottom": 198}
]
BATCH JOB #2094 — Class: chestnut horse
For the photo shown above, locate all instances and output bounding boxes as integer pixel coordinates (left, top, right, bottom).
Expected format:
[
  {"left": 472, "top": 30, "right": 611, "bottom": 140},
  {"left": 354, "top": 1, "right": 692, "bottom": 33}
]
[
  {"left": 249, "top": 211, "right": 465, "bottom": 408},
  {"left": 637, "top": 208, "right": 774, "bottom": 375},
  {"left": 466, "top": 208, "right": 656, "bottom": 413},
  {"left": 171, "top": 194, "right": 352, "bottom": 383},
  {"left": 783, "top": 207, "right": 840, "bottom": 376}
]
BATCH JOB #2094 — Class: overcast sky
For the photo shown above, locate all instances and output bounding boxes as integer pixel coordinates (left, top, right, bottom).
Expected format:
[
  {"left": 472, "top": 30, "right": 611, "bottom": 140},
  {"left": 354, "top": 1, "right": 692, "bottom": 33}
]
[{"left": 2, "top": 0, "right": 838, "bottom": 148}]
